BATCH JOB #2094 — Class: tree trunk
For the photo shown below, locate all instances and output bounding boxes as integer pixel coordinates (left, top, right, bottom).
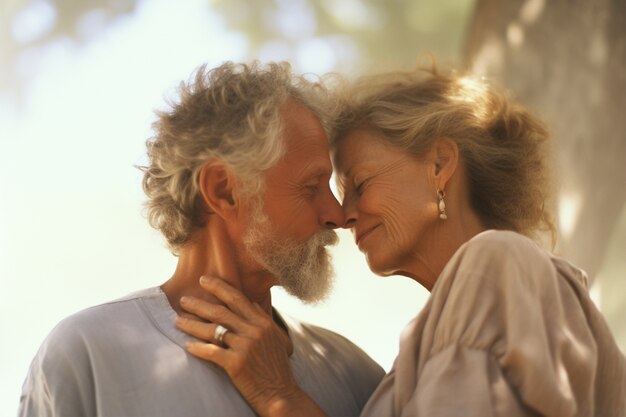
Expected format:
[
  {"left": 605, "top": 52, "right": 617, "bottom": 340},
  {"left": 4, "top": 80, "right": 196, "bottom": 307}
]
[
  {"left": 462, "top": 0, "right": 626, "bottom": 348},
  {"left": 463, "top": 0, "right": 626, "bottom": 280}
]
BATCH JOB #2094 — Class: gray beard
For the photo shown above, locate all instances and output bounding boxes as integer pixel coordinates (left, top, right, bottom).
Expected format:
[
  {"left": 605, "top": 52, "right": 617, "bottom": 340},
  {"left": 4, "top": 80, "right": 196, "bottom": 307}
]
[{"left": 243, "top": 200, "right": 338, "bottom": 304}]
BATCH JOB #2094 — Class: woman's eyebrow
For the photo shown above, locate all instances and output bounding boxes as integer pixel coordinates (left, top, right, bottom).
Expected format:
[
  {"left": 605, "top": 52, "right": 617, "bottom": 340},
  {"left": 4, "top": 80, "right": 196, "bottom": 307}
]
[{"left": 343, "top": 163, "right": 364, "bottom": 179}]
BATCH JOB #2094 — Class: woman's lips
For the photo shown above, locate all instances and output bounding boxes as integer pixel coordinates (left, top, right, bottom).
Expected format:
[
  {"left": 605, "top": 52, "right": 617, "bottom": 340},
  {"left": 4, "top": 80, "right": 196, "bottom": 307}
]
[{"left": 356, "top": 225, "right": 379, "bottom": 246}]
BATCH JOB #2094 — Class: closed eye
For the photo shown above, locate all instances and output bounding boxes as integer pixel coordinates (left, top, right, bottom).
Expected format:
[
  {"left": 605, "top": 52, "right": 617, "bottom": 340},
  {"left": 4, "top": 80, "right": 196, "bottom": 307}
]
[
  {"left": 303, "top": 183, "right": 320, "bottom": 195},
  {"left": 355, "top": 178, "right": 368, "bottom": 195}
]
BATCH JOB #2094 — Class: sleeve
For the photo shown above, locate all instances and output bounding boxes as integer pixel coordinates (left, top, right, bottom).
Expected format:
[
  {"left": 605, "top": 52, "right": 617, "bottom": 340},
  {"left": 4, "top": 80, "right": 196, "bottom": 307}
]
[
  {"left": 304, "top": 323, "right": 386, "bottom": 410},
  {"left": 407, "top": 345, "right": 541, "bottom": 417},
  {"left": 18, "top": 320, "right": 96, "bottom": 417},
  {"left": 401, "top": 231, "right": 588, "bottom": 417},
  {"left": 335, "top": 333, "right": 386, "bottom": 408}
]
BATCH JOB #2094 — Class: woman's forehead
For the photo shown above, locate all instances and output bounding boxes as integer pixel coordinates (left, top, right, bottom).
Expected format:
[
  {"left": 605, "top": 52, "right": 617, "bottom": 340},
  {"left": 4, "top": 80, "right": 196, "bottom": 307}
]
[{"left": 334, "top": 130, "right": 393, "bottom": 169}]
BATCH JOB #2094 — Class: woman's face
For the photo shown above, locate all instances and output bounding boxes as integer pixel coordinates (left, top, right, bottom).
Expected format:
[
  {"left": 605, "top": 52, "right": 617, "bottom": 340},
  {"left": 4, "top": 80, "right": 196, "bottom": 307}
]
[{"left": 333, "top": 129, "right": 441, "bottom": 280}]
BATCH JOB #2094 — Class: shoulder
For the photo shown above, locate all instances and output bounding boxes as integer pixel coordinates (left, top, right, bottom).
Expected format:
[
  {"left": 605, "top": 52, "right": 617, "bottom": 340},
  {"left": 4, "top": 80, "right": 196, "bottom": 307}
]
[
  {"left": 37, "top": 287, "right": 160, "bottom": 362},
  {"left": 285, "top": 316, "right": 385, "bottom": 405},
  {"left": 286, "top": 315, "right": 367, "bottom": 356},
  {"left": 20, "top": 288, "right": 164, "bottom": 416},
  {"left": 426, "top": 231, "right": 564, "bottom": 354},
  {"left": 284, "top": 315, "right": 384, "bottom": 374},
  {"left": 25, "top": 287, "right": 162, "bottom": 384},
  {"left": 439, "top": 230, "right": 554, "bottom": 294},
  {"left": 281, "top": 316, "right": 385, "bottom": 414},
  {"left": 456, "top": 229, "right": 548, "bottom": 267}
]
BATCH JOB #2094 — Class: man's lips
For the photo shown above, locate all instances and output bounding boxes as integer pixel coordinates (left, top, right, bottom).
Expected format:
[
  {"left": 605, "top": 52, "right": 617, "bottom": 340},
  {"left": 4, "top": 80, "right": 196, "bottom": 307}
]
[{"left": 356, "top": 225, "right": 380, "bottom": 246}]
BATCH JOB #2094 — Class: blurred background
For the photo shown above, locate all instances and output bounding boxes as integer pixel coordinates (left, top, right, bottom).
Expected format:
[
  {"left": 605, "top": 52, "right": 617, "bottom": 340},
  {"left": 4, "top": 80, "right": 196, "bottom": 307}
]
[{"left": 1, "top": 0, "right": 624, "bottom": 414}]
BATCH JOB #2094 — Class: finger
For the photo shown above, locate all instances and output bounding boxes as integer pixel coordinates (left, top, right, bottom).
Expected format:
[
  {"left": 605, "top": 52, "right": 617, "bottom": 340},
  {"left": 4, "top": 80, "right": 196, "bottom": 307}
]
[
  {"left": 186, "top": 341, "right": 231, "bottom": 365},
  {"left": 178, "top": 310, "right": 205, "bottom": 321},
  {"left": 176, "top": 317, "right": 242, "bottom": 347},
  {"left": 180, "top": 295, "right": 250, "bottom": 332},
  {"left": 186, "top": 342, "right": 250, "bottom": 383},
  {"left": 175, "top": 316, "right": 219, "bottom": 341},
  {"left": 199, "top": 276, "right": 260, "bottom": 321}
]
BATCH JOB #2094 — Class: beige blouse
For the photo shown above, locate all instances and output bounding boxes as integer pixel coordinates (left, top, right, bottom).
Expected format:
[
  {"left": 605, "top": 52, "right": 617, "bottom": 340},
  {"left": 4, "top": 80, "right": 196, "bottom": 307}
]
[{"left": 361, "top": 230, "right": 626, "bottom": 417}]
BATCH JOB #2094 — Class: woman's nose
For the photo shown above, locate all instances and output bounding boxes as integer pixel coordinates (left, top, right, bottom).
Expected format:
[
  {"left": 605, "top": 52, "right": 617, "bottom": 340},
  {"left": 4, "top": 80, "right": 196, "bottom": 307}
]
[{"left": 341, "top": 198, "right": 358, "bottom": 229}]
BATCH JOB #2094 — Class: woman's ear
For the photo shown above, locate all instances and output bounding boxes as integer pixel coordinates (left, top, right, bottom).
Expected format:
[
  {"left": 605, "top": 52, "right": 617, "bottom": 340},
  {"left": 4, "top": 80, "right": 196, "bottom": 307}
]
[
  {"left": 432, "top": 137, "right": 459, "bottom": 188},
  {"left": 198, "top": 161, "right": 239, "bottom": 220}
]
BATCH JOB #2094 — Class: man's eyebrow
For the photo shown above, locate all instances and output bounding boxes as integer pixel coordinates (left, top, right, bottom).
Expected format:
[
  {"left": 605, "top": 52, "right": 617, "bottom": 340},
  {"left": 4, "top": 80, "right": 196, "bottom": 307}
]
[{"left": 301, "top": 166, "right": 333, "bottom": 180}]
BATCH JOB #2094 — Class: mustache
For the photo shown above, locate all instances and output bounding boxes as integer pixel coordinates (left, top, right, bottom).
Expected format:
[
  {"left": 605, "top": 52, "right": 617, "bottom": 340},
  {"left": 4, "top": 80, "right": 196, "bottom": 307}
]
[{"left": 312, "top": 228, "right": 339, "bottom": 247}]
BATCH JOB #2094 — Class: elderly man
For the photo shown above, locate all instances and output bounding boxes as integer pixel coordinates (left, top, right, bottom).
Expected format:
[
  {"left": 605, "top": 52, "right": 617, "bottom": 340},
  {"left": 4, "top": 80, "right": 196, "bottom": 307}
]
[{"left": 18, "top": 62, "right": 384, "bottom": 417}]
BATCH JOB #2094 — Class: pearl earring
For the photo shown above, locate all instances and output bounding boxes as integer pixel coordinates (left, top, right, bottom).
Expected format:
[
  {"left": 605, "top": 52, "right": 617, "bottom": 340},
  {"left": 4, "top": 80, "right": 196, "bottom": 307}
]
[{"left": 437, "top": 188, "right": 447, "bottom": 220}]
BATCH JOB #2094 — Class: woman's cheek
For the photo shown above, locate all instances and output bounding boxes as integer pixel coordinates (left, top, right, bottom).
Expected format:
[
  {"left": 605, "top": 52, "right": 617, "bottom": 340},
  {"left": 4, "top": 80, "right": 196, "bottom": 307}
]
[{"left": 365, "top": 242, "right": 397, "bottom": 275}]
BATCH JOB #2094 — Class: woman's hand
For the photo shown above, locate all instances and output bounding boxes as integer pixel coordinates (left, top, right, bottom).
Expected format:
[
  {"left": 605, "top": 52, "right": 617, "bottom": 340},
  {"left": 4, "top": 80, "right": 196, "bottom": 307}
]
[{"left": 175, "top": 276, "right": 327, "bottom": 417}]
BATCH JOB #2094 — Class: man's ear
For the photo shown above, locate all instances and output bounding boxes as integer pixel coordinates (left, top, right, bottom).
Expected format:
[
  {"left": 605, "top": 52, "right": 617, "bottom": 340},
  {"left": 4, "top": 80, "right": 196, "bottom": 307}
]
[
  {"left": 198, "top": 161, "right": 239, "bottom": 220},
  {"left": 432, "top": 137, "right": 459, "bottom": 188}
]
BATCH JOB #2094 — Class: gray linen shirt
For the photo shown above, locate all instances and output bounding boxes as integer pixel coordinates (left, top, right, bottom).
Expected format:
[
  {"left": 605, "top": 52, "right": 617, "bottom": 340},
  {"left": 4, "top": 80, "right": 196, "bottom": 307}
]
[{"left": 19, "top": 287, "right": 384, "bottom": 417}]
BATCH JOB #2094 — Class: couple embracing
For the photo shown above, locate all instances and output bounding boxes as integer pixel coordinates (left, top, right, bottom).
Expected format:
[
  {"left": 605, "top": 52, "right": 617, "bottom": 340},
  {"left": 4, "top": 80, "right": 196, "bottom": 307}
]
[{"left": 19, "top": 61, "right": 625, "bottom": 417}]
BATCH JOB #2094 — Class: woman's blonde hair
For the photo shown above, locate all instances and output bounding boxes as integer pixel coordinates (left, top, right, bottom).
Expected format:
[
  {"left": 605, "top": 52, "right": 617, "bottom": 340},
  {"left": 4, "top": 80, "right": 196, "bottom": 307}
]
[
  {"left": 141, "top": 61, "right": 332, "bottom": 254},
  {"left": 333, "top": 67, "right": 555, "bottom": 242}
]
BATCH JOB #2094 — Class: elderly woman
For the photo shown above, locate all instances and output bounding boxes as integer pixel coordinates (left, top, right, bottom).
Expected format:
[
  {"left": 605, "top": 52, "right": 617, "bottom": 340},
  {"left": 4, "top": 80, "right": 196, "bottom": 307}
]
[{"left": 175, "top": 68, "right": 626, "bottom": 416}]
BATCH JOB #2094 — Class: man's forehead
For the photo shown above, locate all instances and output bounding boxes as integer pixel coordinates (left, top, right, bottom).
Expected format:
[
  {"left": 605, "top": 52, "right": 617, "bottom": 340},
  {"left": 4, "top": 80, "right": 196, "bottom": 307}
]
[
  {"left": 280, "top": 98, "right": 314, "bottom": 117},
  {"left": 280, "top": 100, "right": 325, "bottom": 134},
  {"left": 280, "top": 101, "right": 330, "bottom": 155}
]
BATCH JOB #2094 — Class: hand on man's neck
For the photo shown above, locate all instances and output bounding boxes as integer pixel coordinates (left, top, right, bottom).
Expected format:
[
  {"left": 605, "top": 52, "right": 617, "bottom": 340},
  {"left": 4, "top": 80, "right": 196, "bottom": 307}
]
[{"left": 161, "top": 218, "right": 277, "bottom": 318}]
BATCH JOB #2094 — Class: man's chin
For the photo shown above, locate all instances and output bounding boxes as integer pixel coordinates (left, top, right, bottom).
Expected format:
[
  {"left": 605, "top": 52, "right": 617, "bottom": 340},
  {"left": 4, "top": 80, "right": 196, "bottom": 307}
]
[
  {"left": 279, "top": 281, "right": 333, "bottom": 305},
  {"left": 243, "top": 210, "right": 338, "bottom": 303},
  {"left": 277, "top": 248, "right": 335, "bottom": 304}
]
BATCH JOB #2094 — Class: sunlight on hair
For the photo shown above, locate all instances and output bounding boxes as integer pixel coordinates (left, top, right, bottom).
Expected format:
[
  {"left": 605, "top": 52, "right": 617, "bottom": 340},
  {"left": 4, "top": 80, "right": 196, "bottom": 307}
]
[
  {"left": 455, "top": 76, "right": 484, "bottom": 102},
  {"left": 311, "top": 341, "right": 328, "bottom": 356},
  {"left": 457, "top": 76, "right": 478, "bottom": 94},
  {"left": 452, "top": 76, "right": 490, "bottom": 119}
]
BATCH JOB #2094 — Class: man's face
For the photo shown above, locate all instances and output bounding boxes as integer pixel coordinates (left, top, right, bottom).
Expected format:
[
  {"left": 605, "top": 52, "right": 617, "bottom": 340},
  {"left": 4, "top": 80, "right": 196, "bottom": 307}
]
[{"left": 242, "top": 100, "right": 344, "bottom": 303}]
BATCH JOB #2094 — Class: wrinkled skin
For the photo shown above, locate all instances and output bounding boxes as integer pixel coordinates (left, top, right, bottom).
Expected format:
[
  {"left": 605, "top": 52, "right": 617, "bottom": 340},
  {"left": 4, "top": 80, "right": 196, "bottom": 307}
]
[{"left": 176, "top": 277, "right": 312, "bottom": 417}]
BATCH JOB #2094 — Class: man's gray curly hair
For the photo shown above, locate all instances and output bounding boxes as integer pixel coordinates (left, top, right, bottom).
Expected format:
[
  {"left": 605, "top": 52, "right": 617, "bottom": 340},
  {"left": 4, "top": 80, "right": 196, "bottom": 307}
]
[{"left": 140, "top": 61, "right": 332, "bottom": 254}]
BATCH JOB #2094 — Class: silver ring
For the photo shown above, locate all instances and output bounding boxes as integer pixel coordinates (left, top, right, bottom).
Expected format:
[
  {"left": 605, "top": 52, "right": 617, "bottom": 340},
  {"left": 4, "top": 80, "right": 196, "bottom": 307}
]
[{"left": 214, "top": 324, "right": 229, "bottom": 346}]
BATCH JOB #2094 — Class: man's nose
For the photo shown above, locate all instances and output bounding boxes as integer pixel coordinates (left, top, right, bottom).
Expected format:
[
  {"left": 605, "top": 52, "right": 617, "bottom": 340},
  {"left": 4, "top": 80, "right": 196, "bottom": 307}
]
[{"left": 319, "top": 188, "right": 345, "bottom": 229}]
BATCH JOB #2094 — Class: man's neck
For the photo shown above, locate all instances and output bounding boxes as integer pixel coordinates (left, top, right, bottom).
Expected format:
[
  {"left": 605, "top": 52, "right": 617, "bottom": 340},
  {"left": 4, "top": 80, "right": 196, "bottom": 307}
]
[
  {"left": 161, "top": 226, "right": 277, "bottom": 318},
  {"left": 160, "top": 223, "right": 293, "bottom": 355}
]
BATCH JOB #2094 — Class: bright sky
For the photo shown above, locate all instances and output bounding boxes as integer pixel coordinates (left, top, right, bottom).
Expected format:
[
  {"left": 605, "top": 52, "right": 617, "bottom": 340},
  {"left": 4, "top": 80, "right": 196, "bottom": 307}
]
[{"left": 0, "top": 1, "right": 427, "bottom": 414}]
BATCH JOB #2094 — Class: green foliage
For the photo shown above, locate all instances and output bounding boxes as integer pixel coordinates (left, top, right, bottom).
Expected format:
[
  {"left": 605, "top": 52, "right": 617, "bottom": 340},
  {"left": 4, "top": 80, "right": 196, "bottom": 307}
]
[{"left": 1, "top": 0, "right": 475, "bottom": 94}]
